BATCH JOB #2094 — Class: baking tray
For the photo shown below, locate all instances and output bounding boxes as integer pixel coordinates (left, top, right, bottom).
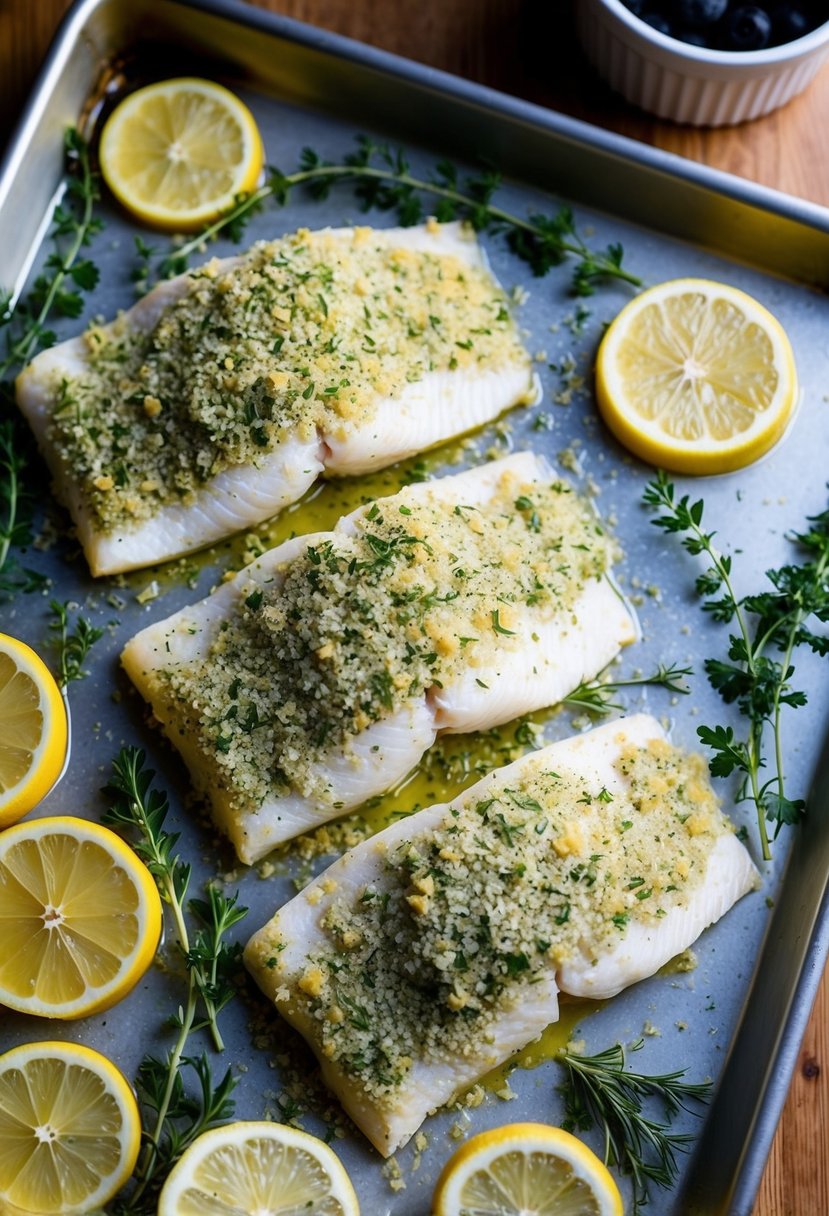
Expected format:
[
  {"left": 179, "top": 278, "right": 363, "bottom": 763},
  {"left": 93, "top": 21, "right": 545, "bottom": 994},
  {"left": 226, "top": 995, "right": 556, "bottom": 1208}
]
[{"left": 1, "top": 2, "right": 829, "bottom": 1213}]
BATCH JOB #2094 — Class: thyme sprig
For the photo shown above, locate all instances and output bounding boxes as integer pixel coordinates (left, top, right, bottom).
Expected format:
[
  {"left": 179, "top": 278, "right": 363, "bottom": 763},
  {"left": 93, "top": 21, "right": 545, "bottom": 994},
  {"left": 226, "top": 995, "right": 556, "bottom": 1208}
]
[
  {"left": 643, "top": 472, "right": 829, "bottom": 860},
  {"left": 47, "top": 598, "right": 104, "bottom": 687},
  {"left": 0, "top": 420, "right": 46, "bottom": 598},
  {"left": 103, "top": 748, "right": 247, "bottom": 1214},
  {"left": 144, "top": 136, "right": 641, "bottom": 296},
  {"left": 0, "top": 128, "right": 103, "bottom": 597},
  {"left": 563, "top": 662, "right": 692, "bottom": 716},
  {"left": 559, "top": 1040, "right": 712, "bottom": 1212},
  {"left": 0, "top": 128, "right": 102, "bottom": 379}
]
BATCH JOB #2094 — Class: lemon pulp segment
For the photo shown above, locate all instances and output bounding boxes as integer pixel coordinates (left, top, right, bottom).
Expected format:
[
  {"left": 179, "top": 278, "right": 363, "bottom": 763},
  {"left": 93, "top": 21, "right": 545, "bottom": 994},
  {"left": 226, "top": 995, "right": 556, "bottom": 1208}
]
[
  {"left": 596, "top": 278, "right": 798, "bottom": 475},
  {"left": 0, "top": 1040, "right": 141, "bottom": 1215},
  {"left": 0, "top": 634, "right": 67, "bottom": 828},
  {"left": 432, "top": 1122, "right": 623, "bottom": 1216},
  {"left": 157, "top": 1121, "right": 360, "bottom": 1216},
  {"left": 0, "top": 816, "right": 162, "bottom": 1018},
  {"left": 99, "top": 77, "right": 264, "bottom": 231}
]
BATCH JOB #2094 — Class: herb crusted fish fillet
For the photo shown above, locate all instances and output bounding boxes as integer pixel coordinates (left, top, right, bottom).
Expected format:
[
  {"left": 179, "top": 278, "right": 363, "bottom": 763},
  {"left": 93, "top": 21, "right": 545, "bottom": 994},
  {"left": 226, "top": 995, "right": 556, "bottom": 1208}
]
[
  {"left": 15, "top": 221, "right": 538, "bottom": 575},
  {"left": 244, "top": 713, "right": 758, "bottom": 1156},
  {"left": 122, "top": 452, "right": 636, "bottom": 862}
]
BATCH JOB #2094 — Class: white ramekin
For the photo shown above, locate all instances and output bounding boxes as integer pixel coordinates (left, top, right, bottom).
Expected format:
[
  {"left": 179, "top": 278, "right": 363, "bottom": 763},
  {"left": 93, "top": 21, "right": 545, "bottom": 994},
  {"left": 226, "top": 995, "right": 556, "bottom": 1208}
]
[{"left": 576, "top": 0, "right": 829, "bottom": 126}]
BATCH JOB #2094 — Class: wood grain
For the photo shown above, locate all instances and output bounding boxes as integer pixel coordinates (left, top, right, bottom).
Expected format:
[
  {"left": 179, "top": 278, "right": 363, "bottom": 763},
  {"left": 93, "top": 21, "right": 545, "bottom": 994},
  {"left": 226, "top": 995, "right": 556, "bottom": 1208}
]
[{"left": 1, "top": 1, "right": 828, "bottom": 1212}]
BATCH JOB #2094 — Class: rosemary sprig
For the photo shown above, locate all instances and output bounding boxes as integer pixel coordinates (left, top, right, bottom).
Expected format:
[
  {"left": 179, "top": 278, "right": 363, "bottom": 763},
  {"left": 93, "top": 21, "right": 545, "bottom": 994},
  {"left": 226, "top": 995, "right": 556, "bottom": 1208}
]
[
  {"left": 643, "top": 472, "right": 829, "bottom": 861},
  {"left": 144, "top": 136, "right": 641, "bottom": 296},
  {"left": 559, "top": 1040, "right": 712, "bottom": 1212},
  {"left": 47, "top": 598, "right": 104, "bottom": 687},
  {"left": 103, "top": 748, "right": 247, "bottom": 1214},
  {"left": 563, "top": 662, "right": 693, "bottom": 715}
]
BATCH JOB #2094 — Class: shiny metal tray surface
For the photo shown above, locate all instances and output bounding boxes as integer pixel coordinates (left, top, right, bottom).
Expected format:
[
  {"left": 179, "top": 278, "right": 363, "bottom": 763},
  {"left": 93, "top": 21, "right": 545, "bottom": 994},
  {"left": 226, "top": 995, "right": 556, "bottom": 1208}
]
[{"left": 1, "top": 3, "right": 829, "bottom": 1213}]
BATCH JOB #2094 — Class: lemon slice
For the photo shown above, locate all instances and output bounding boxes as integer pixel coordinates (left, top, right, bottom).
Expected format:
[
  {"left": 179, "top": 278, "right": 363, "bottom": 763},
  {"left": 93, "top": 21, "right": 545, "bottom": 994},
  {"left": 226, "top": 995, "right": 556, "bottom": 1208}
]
[
  {"left": 596, "top": 278, "right": 798, "bottom": 475},
  {"left": 0, "top": 815, "right": 162, "bottom": 1018},
  {"left": 0, "top": 633, "right": 68, "bottom": 829},
  {"left": 432, "top": 1122, "right": 623, "bottom": 1216},
  {"left": 99, "top": 77, "right": 264, "bottom": 231},
  {"left": 0, "top": 1040, "right": 141, "bottom": 1215},
  {"left": 157, "top": 1121, "right": 360, "bottom": 1216}
]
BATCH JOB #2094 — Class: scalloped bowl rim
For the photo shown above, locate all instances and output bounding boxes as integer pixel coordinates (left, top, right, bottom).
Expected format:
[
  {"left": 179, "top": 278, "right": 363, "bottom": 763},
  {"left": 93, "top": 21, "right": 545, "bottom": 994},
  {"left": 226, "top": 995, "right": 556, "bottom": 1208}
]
[{"left": 596, "top": 0, "right": 829, "bottom": 67}]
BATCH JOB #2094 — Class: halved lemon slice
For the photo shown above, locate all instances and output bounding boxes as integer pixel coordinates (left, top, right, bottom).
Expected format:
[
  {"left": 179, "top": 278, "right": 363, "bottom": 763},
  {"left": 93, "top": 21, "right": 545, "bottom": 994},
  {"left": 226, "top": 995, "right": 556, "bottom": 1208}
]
[
  {"left": 596, "top": 278, "right": 798, "bottom": 475},
  {"left": 99, "top": 77, "right": 264, "bottom": 231},
  {"left": 0, "top": 816, "right": 162, "bottom": 1018},
  {"left": 0, "top": 633, "right": 68, "bottom": 829},
  {"left": 0, "top": 1040, "right": 141, "bottom": 1215},
  {"left": 158, "top": 1121, "right": 360, "bottom": 1216},
  {"left": 432, "top": 1122, "right": 623, "bottom": 1216}
]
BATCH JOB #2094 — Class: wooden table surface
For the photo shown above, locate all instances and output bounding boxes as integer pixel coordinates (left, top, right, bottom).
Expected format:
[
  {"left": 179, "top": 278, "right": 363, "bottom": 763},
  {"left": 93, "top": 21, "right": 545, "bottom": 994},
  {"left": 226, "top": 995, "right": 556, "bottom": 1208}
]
[{"left": 1, "top": 1, "right": 827, "bottom": 1212}]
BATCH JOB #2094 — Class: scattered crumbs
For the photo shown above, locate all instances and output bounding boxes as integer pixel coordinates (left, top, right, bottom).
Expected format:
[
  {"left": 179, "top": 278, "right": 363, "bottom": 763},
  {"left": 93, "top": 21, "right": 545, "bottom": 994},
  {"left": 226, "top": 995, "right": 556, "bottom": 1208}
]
[
  {"left": 291, "top": 859, "right": 315, "bottom": 893},
  {"left": 675, "top": 1020, "right": 688, "bottom": 1031},
  {"left": 680, "top": 624, "right": 691, "bottom": 635},
  {"left": 460, "top": 1085, "right": 485, "bottom": 1110},
  {"left": 569, "top": 713, "right": 592, "bottom": 732},
  {"left": 495, "top": 1079, "right": 517, "bottom": 1102},
  {"left": 531, "top": 410, "right": 554, "bottom": 432},
  {"left": 135, "top": 579, "right": 160, "bottom": 604},
  {"left": 673, "top": 949, "right": 698, "bottom": 973},
  {"left": 705, "top": 999, "right": 716, "bottom": 1012},
  {"left": 642, "top": 1020, "right": 661, "bottom": 1037},
  {"left": 411, "top": 1130, "right": 429, "bottom": 1173},
  {"left": 563, "top": 304, "right": 591, "bottom": 335},
  {"left": 557, "top": 445, "right": 584, "bottom": 475},
  {"left": 106, "top": 593, "right": 127, "bottom": 611},
  {"left": 512, "top": 285, "right": 530, "bottom": 306},
  {"left": 533, "top": 350, "right": 548, "bottom": 363},
  {"left": 257, "top": 859, "right": 277, "bottom": 879},
  {"left": 549, "top": 352, "right": 585, "bottom": 406},
  {"left": 765, "top": 896, "right": 775, "bottom": 909},
  {"left": 449, "top": 1116, "right": 470, "bottom": 1141},
  {"left": 381, "top": 1156, "right": 406, "bottom": 1193}
]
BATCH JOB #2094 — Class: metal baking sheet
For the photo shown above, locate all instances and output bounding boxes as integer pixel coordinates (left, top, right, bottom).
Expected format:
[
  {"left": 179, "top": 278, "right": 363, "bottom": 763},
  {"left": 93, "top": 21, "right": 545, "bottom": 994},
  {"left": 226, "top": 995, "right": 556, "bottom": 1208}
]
[{"left": 2, "top": 3, "right": 829, "bottom": 1213}]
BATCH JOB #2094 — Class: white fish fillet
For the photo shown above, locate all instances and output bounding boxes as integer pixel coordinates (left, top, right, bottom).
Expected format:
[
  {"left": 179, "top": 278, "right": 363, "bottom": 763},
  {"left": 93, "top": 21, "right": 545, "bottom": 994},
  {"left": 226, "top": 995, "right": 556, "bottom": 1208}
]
[
  {"left": 122, "top": 452, "right": 636, "bottom": 862},
  {"left": 16, "top": 224, "right": 538, "bottom": 576},
  {"left": 244, "top": 714, "right": 758, "bottom": 1155}
]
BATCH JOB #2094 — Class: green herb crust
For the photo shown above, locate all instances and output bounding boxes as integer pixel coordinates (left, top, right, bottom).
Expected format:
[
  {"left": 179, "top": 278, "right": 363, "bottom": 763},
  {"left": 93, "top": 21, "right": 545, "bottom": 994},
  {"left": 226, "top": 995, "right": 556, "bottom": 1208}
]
[
  {"left": 162, "top": 467, "right": 609, "bottom": 809},
  {"left": 271, "top": 738, "right": 731, "bottom": 1107},
  {"left": 48, "top": 225, "right": 528, "bottom": 533}
]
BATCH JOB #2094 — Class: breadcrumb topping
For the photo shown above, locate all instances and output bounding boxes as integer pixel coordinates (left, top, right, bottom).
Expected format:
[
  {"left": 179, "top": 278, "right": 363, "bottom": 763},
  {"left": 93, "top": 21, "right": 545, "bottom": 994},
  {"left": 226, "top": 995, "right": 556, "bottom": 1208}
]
[
  {"left": 47, "top": 226, "right": 528, "bottom": 532},
  {"left": 160, "top": 467, "right": 609, "bottom": 808},
  {"left": 276, "top": 739, "right": 732, "bottom": 1106}
]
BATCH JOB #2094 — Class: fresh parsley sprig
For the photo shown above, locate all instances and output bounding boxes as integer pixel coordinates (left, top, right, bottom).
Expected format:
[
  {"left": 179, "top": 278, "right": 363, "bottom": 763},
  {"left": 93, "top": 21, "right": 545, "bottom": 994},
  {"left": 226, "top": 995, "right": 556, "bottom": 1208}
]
[
  {"left": 142, "top": 136, "right": 641, "bottom": 296},
  {"left": 47, "top": 598, "right": 104, "bottom": 687},
  {"left": 559, "top": 1040, "right": 712, "bottom": 1213},
  {"left": 563, "top": 662, "right": 693, "bottom": 715},
  {"left": 103, "top": 748, "right": 247, "bottom": 1214},
  {"left": 643, "top": 472, "right": 829, "bottom": 860}
]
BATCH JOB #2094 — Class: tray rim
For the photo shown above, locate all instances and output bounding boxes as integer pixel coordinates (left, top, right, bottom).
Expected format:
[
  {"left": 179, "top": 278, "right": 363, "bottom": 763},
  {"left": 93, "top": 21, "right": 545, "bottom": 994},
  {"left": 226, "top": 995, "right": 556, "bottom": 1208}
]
[{"left": 2, "top": 2, "right": 829, "bottom": 1212}]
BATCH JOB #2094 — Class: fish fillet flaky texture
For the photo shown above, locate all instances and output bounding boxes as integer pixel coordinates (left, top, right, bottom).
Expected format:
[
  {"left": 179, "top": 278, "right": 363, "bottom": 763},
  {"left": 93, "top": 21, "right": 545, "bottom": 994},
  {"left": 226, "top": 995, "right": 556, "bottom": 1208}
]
[
  {"left": 16, "top": 221, "right": 538, "bottom": 575},
  {"left": 122, "top": 452, "right": 636, "bottom": 862},
  {"left": 244, "top": 713, "right": 758, "bottom": 1156}
]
